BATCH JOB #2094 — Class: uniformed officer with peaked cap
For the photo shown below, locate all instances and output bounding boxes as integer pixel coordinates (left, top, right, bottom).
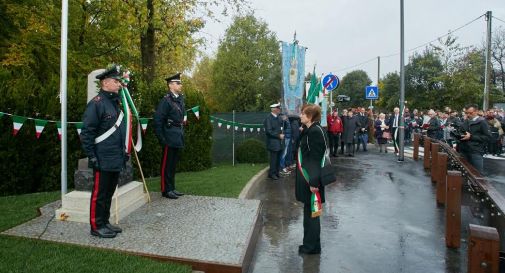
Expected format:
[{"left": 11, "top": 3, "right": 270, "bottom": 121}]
[
  {"left": 264, "top": 102, "right": 284, "bottom": 180},
  {"left": 153, "top": 72, "right": 186, "bottom": 199},
  {"left": 81, "top": 64, "right": 127, "bottom": 238}
]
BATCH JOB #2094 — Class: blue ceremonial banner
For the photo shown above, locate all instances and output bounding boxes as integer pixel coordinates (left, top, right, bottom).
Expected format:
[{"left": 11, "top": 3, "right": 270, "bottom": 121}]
[
  {"left": 321, "top": 96, "right": 328, "bottom": 127},
  {"left": 282, "top": 42, "right": 306, "bottom": 116}
]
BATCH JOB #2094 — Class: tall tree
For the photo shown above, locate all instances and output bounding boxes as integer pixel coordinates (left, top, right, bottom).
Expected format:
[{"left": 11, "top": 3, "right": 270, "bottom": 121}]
[
  {"left": 492, "top": 26, "right": 505, "bottom": 93},
  {"left": 210, "top": 14, "right": 281, "bottom": 112},
  {"left": 334, "top": 70, "right": 372, "bottom": 109}
]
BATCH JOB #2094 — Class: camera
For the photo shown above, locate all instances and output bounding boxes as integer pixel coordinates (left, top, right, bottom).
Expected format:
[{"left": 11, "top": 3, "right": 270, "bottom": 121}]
[{"left": 448, "top": 122, "right": 467, "bottom": 141}]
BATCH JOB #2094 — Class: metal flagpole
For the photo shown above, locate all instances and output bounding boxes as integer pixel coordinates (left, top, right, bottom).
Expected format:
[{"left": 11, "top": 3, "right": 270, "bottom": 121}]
[
  {"left": 398, "top": 0, "right": 406, "bottom": 162},
  {"left": 60, "top": 0, "right": 69, "bottom": 199}
]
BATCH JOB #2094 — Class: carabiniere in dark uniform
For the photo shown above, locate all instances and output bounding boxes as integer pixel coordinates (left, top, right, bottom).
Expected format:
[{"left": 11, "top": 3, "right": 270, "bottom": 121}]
[
  {"left": 81, "top": 65, "right": 127, "bottom": 238},
  {"left": 153, "top": 73, "right": 185, "bottom": 199}
]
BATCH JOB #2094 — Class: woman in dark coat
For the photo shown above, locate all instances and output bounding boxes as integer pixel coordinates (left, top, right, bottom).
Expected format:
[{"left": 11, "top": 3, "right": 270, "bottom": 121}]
[
  {"left": 374, "top": 113, "right": 390, "bottom": 152},
  {"left": 342, "top": 108, "right": 360, "bottom": 156},
  {"left": 296, "top": 104, "right": 326, "bottom": 255}
]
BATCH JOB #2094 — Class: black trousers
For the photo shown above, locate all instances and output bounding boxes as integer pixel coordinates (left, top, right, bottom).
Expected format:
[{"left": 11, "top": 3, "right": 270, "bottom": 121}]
[
  {"left": 90, "top": 170, "right": 119, "bottom": 231},
  {"left": 346, "top": 143, "right": 354, "bottom": 155},
  {"left": 391, "top": 127, "right": 399, "bottom": 153},
  {"left": 328, "top": 133, "right": 340, "bottom": 156},
  {"left": 161, "top": 145, "right": 180, "bottom": 193},
  {"left": 268, "top": 150, "right": 281, "bottom": 177},
  {"left": 303, "top": 203, "right": 321, "bottom": 251}
]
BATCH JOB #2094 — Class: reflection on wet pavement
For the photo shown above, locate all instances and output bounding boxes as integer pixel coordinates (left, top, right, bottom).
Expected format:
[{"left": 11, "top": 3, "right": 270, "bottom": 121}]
[{"left": 247, "top": 148, "right": 471, "bottom": 273}]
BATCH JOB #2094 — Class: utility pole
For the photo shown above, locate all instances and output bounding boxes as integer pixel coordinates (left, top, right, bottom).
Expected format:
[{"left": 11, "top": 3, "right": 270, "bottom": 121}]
[
  {"left": 398, "top": 0, "right": 405, "bottom": 162},
  {"left": 483, "top": 11, "right": 492, "bottom": 111},
  {"left": 377, "top": 56, "right": 381, "bottom": 87}
]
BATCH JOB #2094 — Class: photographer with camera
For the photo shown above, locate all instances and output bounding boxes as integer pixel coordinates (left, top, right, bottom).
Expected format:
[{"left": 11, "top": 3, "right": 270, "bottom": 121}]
[{"left": 457, "top": 104, "right": 491, "bottom": 173}]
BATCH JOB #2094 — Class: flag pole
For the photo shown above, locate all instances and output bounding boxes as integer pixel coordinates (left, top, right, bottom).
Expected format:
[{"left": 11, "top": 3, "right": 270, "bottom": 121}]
[{"left": 60, "top": 0, "right": 69, "bottom": 199}]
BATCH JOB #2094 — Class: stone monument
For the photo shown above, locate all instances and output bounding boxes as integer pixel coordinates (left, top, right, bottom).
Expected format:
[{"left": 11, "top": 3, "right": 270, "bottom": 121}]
[{"left": 55, "top": 70, "right": 148, "bottom": 223}]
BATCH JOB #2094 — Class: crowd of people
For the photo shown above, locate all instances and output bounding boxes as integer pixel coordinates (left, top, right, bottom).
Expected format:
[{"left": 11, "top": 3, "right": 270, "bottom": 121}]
[
  {"left": 265, "top": 103, "right": 505, "bottom": 180},
  {"left": 264, "top": 102, "right": 504, "bottom": 255}
]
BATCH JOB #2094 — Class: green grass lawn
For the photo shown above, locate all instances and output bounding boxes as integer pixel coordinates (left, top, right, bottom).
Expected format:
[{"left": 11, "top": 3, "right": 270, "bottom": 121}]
[
  {"left": 0, "top": 163, "right": 265, "bottom": 273},
  {"left": 146, "top": 163, "right": 267, "bottom": 198}
]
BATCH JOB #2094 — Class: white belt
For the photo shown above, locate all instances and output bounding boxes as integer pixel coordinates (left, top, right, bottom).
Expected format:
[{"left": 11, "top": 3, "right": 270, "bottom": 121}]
[{"left": 94, "top": 111, "right": 124, "bottom": 144}]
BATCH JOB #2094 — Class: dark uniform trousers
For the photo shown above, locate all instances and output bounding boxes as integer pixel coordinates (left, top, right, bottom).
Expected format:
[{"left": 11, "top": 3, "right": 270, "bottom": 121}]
[
  {"left": 90, "top": 170, "right": 119, "bottom": 231},
  {"left": 161, "top": 145, "right": 180, "bottom": 193},
  {"left": 303, "top": 203, "right": 321, "bottom": 252},
  {"left": 269, "top": 150, "right": 281, "bottom": 177}
]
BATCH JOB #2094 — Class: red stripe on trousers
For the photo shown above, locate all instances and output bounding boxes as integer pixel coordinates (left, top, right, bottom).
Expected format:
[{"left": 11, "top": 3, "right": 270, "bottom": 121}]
[
  {"left": 90, "top": 170, "right": 100, "bottom": 230},
  {"left": 161, "top": 146, "right": 168, "bottom": 192}
]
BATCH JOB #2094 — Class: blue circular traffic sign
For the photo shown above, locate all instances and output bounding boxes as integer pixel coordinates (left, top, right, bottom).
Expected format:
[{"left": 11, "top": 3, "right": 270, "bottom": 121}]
[{"left": 322, "top": 74, "right": 339, "bottom": 91}]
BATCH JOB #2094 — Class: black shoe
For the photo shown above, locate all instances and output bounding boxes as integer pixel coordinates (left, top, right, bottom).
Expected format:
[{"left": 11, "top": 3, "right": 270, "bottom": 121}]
[
  {"left": 162, "top": 191, "right": 179, "bottom": 199},
  {"left": 105, "top": 223, "right": 122, "bottom": 233},
  {"left": 268, "top": 175, "right": 279, "bottom": 180},
  {"left": 91, "top": 227, "right": 116, "bottom": 238},
  {"left": 298, "top": 245, "right": 321, "bottom": 254},
  {"left": 172, "top": 190, "right": 184, "bottom": 196}
]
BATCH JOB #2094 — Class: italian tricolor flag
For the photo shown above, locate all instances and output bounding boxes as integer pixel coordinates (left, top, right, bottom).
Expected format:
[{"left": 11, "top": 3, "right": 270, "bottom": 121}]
[
  {"left": 75, "top": 122, "right": 83, "bottom": 136},
  {"left": 34, "top": 119, "right": 48, "bottom": 139},
  {"left": 56, "top": 122, "right": 62, "bottom": 140},
  {"left": 12, "top": 115, "right": 27, "bottom": 136},
  {"left": 139, "top": 118, "right": 149, "bottom": 134},
  {"left": 191, "top": 106, "right": 200, "bottom": 119}
]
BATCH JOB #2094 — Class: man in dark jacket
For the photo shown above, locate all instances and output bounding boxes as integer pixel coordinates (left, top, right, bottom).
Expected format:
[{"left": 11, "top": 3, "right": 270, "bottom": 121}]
[
  {"left": 356, "top": 107, "right": 369, "bottom": 152},
  {"left": 342, "top": 109, "right": 360, "bottom": 156},
  {"left": 153, "top": 73, "right": 186, "bottom": 199},
  {"left": 388, "top": 107, "right": 401, "bottom": 154},
  {"left": 458, "top": 104, "right": 491, "bottom": 173},
  {"left": 264, "top": 103, "right": 284, "bottom": 180},
  {"left": 81, "top": 65, "right": 127, "bottom": 238},
  {"left": 425, "top": 109, "right": 442, "bottom": 140}
]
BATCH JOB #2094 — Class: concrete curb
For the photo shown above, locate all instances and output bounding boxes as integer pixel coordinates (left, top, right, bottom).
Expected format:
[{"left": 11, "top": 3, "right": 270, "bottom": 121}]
[{"left": 239, "top": 166, "right": 269, "bottom": 200}]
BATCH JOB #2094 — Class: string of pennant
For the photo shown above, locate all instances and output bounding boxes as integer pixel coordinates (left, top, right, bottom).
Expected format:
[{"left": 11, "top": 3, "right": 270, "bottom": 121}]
[
  {"left": 0, "top": 106, "right": 265, "bottom": 139},
  {"left": 209, "top": 116, "right": 264, "bottom": 133},
  {"left": 0, "top": 105, "right": 199, "bottom": 139}
]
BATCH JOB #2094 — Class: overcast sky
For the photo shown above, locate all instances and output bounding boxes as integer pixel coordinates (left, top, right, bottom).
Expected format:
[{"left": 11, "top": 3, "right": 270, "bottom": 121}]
[{"left": 198, "top": 0, "right": 505, "bottom": 85}]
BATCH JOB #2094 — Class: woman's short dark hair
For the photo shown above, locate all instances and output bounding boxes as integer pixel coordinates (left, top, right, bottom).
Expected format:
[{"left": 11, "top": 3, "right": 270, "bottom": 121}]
[{"left": 302, "top": 104, "right": 321, "bottom": 122}]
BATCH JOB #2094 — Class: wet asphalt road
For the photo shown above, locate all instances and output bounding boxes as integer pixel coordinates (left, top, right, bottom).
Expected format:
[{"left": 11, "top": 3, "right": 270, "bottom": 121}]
[{"left": 247, "top": 147, "right": 472, "bottom": 273}]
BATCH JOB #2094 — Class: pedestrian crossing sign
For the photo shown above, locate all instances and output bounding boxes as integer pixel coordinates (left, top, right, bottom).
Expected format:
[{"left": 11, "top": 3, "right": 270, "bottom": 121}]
[{"left": 365, "top": 86, "right": 379, "bottom": 99}]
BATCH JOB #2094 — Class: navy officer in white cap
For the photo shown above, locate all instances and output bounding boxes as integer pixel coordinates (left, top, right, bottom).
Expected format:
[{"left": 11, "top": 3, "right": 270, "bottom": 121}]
[{"left": 264, "top": 102, "right": 284, "bottom": 180}]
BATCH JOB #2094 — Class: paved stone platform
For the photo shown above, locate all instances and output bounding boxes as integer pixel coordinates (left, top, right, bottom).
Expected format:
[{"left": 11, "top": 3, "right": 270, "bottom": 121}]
[{"left": 3, "top": 195, "right": 262, "bottom": 273}]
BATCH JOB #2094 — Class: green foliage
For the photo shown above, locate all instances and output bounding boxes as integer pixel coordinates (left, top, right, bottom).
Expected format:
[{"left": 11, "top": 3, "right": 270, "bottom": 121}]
[
  {"left": 376, "top": 42, "right": 503, "bottom": 112},
  {"left": 210, "top": 14, "right": 282, "bottom": 112},
  {"left": 134, "top": 80, "right": 213, "bottom": 178},
  {"left": 178, "top": 82, "right": 213, "bottom": 172},
  {"left": 236, "top": 138, "right": 268, "bottom": 163},
  {"left": 0, "top": 0, "right": 247, "bottom": 195},
  {"left": 333, "top": 70, "right": 372, "bottom": 109}
]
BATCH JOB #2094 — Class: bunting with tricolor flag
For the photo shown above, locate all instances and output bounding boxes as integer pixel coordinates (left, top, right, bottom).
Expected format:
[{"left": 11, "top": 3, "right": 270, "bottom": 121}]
[
  {"left": 139, "top": 118, "right": 149, "bottom": 134},
  {"left": 12, "top": 115, "right": 27, "bottom": 136},
  {"left": 56, "top": 121, "right": 62, "bottom": 140},
  {"left": 34, "top": 119, "right": 48, "bottom": 139},
  {"left": 75, "top": 122, "right": 83, "bottom": 136},
  {"left": 191, "top": 106, "right": 200, "bottom": 119}
]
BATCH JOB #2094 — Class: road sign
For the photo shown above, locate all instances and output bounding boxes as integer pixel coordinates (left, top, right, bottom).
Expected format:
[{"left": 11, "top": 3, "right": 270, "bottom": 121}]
[
  {"left": 365, "top": 86, "right": 379, "bottom": 99},
  {"left": 322, "top": 74, "right": 340, "bottom": 91}
]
